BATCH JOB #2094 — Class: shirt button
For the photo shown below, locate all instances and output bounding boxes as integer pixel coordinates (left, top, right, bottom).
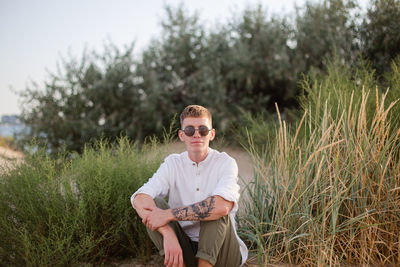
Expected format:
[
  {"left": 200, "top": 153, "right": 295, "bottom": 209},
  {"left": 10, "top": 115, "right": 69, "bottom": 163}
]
[
  {"left": 196, "top": 188, "right": 199, "bottom": 191},
  {"left": 192, "top": 163, "right": 195, "bottom": 166}
]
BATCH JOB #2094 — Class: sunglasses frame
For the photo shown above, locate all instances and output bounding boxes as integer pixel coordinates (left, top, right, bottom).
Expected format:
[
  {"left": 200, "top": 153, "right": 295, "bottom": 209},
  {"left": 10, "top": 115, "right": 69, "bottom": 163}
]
[{"left": 181, "top": 125, "right": 212, "bottom": 137}]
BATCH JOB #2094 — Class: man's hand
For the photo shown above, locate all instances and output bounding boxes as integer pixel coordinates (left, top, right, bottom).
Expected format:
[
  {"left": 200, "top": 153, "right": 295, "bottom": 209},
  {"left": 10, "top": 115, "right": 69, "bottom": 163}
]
[
  {"left": 162, "top": 230, "right": 184, "bottom": 267},
  {"left": 142, "top": 206, "right": 174, "bottom": 231}
]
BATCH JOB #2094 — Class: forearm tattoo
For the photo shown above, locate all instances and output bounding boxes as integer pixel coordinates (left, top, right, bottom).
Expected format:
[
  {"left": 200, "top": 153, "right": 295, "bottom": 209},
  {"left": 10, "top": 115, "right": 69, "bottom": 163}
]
[{"left": 172, "top": 196, "right": 216, "bottom": 221}]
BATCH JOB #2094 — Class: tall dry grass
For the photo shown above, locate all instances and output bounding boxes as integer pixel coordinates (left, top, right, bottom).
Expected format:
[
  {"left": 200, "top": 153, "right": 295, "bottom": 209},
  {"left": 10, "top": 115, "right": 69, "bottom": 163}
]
[{"left": 240, "top": 87, "right": 400, "bottom": 265}]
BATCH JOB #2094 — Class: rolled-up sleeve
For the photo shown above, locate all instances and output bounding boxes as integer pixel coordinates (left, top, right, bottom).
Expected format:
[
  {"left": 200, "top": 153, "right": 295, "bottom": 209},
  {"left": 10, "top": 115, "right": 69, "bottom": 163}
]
[
  {"left": 130, "top": 158, "right": 170, "bottom": 206},
  {"left": 212, "top": 157, "right": 240, "bottom": 212}
]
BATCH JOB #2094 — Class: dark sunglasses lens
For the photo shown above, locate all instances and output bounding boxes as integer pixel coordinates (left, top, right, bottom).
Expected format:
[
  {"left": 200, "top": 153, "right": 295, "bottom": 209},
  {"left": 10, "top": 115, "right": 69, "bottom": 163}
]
[
  {"left": 184, "top": 126, "right": 195, "bottom": 136},
  {"left": 199, "top": 126, "right": 210, "bottom": 136}
]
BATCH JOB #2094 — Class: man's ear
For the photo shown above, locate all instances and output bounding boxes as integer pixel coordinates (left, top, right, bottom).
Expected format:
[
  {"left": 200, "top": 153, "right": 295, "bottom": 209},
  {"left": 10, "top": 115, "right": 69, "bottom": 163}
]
[
  {"left": 178, "top": 130, "right": 185, "bottom": 141},
  {"left": 210, "top": 129, "right": 215, "bottom": 141}
]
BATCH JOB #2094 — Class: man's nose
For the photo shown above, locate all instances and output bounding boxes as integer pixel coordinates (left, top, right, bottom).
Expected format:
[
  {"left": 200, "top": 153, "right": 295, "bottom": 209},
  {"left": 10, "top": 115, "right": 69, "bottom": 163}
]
[{"left": 193, "top": 129, "right": 201, "bottom": 137}]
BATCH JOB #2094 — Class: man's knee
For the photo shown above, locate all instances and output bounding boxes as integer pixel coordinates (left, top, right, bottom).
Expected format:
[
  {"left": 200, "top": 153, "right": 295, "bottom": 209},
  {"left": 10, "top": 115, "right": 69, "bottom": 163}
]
[
  {"left": 197, "top": 216, "right": 241, "bottom": 266},
  {"left": 199, "top": 215, "right": 229, "bottom": 234}
]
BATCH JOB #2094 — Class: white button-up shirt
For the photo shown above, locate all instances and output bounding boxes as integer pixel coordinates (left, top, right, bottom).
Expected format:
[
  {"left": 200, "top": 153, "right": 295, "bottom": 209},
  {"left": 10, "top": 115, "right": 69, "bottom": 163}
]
[{"left": 131, "top": 148, "right": 248, "bottom": 265}]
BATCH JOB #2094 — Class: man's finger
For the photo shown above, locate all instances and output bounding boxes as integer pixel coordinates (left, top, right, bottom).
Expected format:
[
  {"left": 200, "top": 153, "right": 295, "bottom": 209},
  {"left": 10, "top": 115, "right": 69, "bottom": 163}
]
[
  {"left": 164, "top": 251, "right": 169, "bottom": 266},
  {"left": 178, "top": 253, "right": 183, "bottom": 267},
  {"left": 172, "top": 253, "right": 178, "bottom": 267},
  {"left": 169, "top": 254, "right": 174, "bottom": 267},
  {"left": 170, "top": 254, "right": 176, "bottom": 267}
]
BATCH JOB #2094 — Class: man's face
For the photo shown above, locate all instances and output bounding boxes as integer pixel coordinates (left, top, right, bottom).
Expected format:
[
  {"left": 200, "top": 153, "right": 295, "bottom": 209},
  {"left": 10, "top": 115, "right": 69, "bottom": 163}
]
[{"left": 178, "top": 116, "right": 215, "bottom": 154}]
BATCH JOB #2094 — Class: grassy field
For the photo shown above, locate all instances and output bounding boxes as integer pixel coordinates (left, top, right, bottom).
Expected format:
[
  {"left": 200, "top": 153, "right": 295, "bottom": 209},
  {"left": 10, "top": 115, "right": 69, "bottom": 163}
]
[{"left": 239, "top": 60, "right": 400, "bottom": 266}]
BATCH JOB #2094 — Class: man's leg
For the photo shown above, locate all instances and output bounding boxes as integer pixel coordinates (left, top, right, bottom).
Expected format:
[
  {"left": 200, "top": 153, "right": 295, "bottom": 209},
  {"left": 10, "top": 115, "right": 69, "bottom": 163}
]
[
  {"left": 146, "top": 198, "right": 198, "bottom": 267},
  {"left": 197, "top": 216, "right": 242, "bottom": 267}
]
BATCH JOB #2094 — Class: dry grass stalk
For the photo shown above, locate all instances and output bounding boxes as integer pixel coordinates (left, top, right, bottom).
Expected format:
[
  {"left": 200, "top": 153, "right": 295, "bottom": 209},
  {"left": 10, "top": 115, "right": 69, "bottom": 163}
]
[{"left": 241, "top": 89, "right": 400, "bottom": 266}]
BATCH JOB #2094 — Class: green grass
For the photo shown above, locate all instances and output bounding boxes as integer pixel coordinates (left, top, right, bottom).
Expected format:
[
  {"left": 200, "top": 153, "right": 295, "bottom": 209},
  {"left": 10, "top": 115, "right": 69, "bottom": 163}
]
[
  {"left": 239, "top": 59, "right": 400, "bottom": 266},
  {"left": 0, "top": 137, "right": 164, "bottom": 266}
]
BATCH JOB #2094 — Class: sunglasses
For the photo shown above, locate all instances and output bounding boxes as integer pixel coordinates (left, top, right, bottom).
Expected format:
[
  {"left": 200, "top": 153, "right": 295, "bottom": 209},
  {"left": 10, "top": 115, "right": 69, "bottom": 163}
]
[{"left": 182, "top": 125, "right": 212, "bottom": 137}]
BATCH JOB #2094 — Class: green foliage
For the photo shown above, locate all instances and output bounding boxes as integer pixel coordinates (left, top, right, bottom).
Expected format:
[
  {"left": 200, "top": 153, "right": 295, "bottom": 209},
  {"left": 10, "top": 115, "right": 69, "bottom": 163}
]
[
  {"left": 234, "top": 110, "right": 280, "bottom": 156},
  {"left": 135, "top": 6, "right": 210, "bottom": 132},
  {"left": 361, "top": 0, "right": 400, "bottom": 76},
  {"left": 294, "top": 0, "right": 359, "bottom": 73},
  {"left": 224, "top": 6, "right": 297, "bottom": 113},
  {"left": 299, "top": 56, "right": 400, "bottom": 139},
  {"left": 18, "top": 43, "right": 144, "bottom": 153},
  {"left": 385, "top": 56, "right": 400, "bottom": 128},
  {"left": 0, "top": 137, "right": 163, "bottom": 266},
  {"left": 299, "top": 56, "right": 378, "bottom": 131}
]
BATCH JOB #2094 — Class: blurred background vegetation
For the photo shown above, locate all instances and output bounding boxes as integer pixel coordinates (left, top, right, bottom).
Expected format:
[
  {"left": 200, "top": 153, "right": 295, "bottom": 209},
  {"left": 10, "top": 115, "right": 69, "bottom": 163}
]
[{"left": 15, "top": 0, "right": 400, "bottom": 154}]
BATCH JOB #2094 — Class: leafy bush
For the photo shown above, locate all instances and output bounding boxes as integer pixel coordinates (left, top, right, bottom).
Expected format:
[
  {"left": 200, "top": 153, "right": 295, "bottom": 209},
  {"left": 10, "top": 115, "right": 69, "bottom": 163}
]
[
  {"left": 0, "top": 137, "right": 163, "bottom": 266},
  {"left": 234, "top": 110, "right": 280, "bottom": 157}
]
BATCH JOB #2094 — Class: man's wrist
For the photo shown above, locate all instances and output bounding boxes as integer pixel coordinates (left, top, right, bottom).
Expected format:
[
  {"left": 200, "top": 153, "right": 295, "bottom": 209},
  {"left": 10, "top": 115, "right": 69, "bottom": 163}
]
[
  {"left": 156, "top": 210, "right": 176, "bottom": 237},
  {"left": 158, "top": 224, "right": 174, "bottom": 237},
  {"left": 167, "top": 208, "right": 177, "bottom": 222}
]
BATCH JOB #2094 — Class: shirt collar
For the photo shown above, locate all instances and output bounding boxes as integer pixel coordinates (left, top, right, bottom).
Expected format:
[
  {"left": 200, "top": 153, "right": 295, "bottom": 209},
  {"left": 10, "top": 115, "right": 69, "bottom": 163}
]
[{"left": 184, "top": 147, "right": 215, "bottom": 166}]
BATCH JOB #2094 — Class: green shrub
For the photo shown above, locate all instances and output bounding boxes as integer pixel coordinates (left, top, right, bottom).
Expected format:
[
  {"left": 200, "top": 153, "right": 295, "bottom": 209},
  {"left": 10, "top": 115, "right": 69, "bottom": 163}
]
[
  {"left": 298, "top": 57, "right": 378, "bottom": 134},
  {"left": 386, "top": 55, "right": 400, "bottom": 130},
  {"left": 235, "top": 111, "right": 279, "bottom": 157},
  {"left": 0, "top": 137, "right": 163, "bottom": 266}
]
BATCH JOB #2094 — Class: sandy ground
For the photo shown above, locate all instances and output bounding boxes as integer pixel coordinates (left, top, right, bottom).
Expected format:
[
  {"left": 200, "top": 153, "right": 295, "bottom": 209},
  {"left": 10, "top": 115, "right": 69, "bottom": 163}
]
[{"left": 0, "top": 146, "right": 24, "bottom": 171}]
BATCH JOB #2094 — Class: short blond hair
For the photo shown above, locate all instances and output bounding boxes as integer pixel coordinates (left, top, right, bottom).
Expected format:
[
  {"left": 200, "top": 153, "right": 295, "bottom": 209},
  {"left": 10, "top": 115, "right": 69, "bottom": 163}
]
[{"left": 180, "top": 105, "right": 212, "bottom": 127}]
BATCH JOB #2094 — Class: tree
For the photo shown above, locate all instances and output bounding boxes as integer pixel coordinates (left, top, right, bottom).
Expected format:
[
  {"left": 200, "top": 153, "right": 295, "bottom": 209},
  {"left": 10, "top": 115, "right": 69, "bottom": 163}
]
[
  {"left": 222, "top": 5, "right": 296, "bottom": 113},
  {"left": 294, "top": 0, "right": 359, "bottom": 72},
  {"left": 135, "top": 5, "right": 232, "bottom": 131},
  {"left": 19, "top": 43, "right": 143, "bottom": 153},
  {"left": 19, "top": 2, "right": 400, "bottom": 154},
  {"left": 360, "top": 0, "right": 400, "bottom": 77}
]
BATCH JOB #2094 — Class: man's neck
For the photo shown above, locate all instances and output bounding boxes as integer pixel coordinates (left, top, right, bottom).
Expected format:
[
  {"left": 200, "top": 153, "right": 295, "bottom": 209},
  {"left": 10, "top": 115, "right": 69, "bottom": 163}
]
[{"left": 188, "top": 147, "right": 209, "bottom": 164}]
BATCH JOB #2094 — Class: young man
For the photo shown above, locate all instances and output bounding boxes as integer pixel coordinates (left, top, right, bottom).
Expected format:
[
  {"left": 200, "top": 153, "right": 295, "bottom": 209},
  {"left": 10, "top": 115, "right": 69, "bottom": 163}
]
[{"left": 131, "top": 105, "right": 248, "bottom": 267}]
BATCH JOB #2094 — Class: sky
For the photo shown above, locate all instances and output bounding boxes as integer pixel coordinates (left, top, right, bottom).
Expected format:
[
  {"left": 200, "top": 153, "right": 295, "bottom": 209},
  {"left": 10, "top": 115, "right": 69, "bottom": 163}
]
[{"left": 0, "top": 0, "right": 366, "bottom": 118}]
